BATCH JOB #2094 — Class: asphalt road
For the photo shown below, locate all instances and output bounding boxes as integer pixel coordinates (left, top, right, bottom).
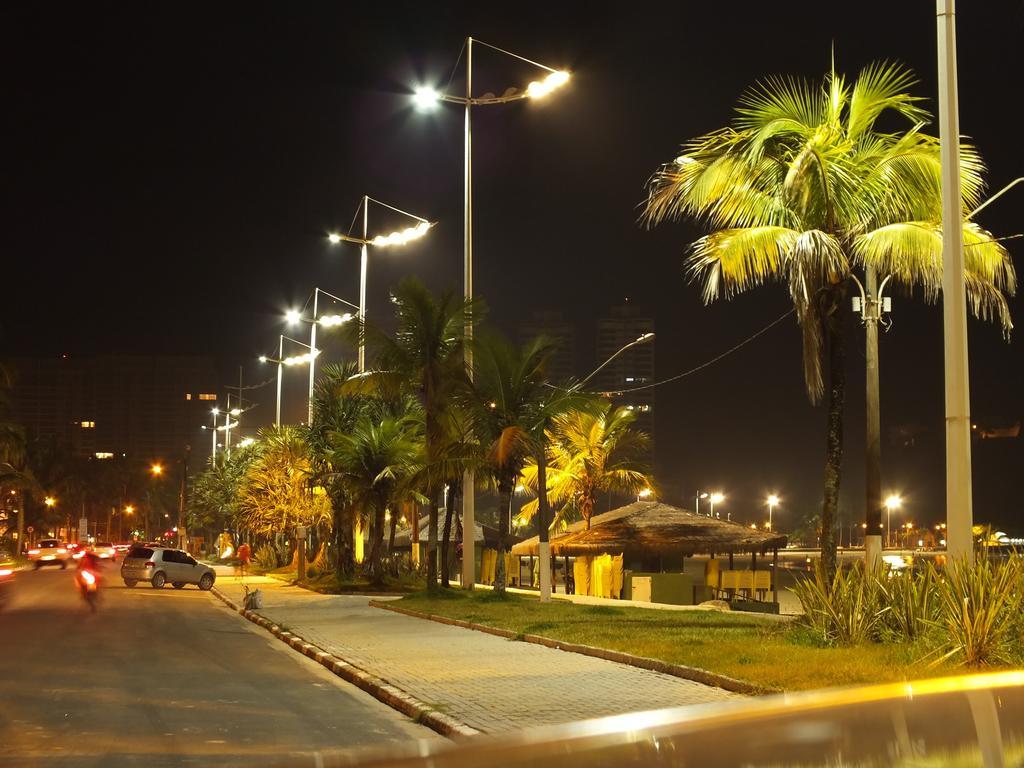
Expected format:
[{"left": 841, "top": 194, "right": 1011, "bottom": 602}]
[{"left": 0, "top": 565, "right": 433, "bottom": 767}]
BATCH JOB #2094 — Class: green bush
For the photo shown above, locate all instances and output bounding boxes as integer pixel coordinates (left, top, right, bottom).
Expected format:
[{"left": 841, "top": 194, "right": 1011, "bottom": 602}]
[
  {"left": 253, "top": 544, "right": 279, "bottom": 571},
  {"left": 877, "top": 566, "right": 938, "bottom": 643},
  {"left": 930, "top": 555, "right": 1024, "bottom": 667},
  {"left": 792, "top": 562, "right": 884, "bottom": 646}
]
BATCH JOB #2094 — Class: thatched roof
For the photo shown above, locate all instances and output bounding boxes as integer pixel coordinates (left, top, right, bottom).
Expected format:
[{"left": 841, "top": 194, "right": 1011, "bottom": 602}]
[
  {"left": 511, "top": 501, "right": 787, "bottom": 557},
  {"left": 392, "top": 515, "right": 522, "bottom": 550}
]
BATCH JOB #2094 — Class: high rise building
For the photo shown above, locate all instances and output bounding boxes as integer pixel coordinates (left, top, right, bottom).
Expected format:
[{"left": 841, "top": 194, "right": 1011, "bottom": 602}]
[
  {"left": 9, "top": 354, "right": 219, "bottom": 473},
  {"left": 518, "top": 309, "right": 577, "bottom": 383},
  {"left": 594, "top": 303, "right": 655, "bottom": 442}
]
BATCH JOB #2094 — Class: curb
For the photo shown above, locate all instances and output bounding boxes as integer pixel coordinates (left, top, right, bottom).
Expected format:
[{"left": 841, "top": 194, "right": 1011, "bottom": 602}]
[
  {"left": 370, "top": 600, "right": 771, "bottom": 696},
  {"left": 210, "top": 587, "right": 481, "bottom": 739}
]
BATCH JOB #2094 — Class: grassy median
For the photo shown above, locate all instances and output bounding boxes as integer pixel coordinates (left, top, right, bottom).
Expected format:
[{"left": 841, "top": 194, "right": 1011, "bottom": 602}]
[{"left": 397, "top": 590, "right": 958, "bottom": 692}]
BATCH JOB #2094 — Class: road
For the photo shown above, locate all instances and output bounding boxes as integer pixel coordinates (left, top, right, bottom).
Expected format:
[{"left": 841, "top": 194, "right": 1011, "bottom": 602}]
[{"left": 0, "top": 566, "right": 433, "bottom": 767}]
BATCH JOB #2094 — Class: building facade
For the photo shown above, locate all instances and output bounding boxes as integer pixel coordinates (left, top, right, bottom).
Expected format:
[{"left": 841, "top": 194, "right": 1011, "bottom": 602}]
[{"left": 594, "top": 303, "right": 655, "bottom": 442}]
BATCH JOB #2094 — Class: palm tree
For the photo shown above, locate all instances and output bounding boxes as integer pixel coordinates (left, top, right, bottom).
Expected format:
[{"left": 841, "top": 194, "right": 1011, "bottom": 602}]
[
  {"left": 308, "top": 361, "right": 372, "bottom": 578},
  {"left": 356, "top": 277, "right": 478, "bottom": 592},
  {"left": 330, "top": 415, "right": 423, "bottom": 582},
  {"left": 237, "top": 426, "right": 331, "bottom": 540},
  {"left": 519, "top": 402, "right": 652, "bottom": 531},
  {"left": 467, "top": 331, "right": 558, "bottom": 594},
  {"left": 642, "top": 61, "right": 1014, "bottom": 578}
]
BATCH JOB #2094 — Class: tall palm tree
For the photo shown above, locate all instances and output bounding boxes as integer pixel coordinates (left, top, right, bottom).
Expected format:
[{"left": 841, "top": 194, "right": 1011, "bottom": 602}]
[
  {"left": 466, "top": 331, "right": 558, "bottom": 594},
  {"left": 642, "top": 61, "right": 1014, "bottom": 578},
  {"left": 308, "top": 361, "right": 372, "bottom": 578},
  {"left": 356, "top": 277, "right": 478, "bottom": 592},
  {"left": 519, "top": 402, "right": 652, "bottom": 531},
  {"left": 330, "top": 415, "right": 423, "bottom": 582}
]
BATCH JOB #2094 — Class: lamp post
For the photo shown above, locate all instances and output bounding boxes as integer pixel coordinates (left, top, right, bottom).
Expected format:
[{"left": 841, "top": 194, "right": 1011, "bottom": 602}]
[
  {"left": 260, "top": 335, "right": 317, "bottom": 427},
  {"left": 885, "top": 494, "right": 902, "bottom": 549},
  {"left": 767, "top": 494, "right": 779, "bottom": 531},
  {"left": 287, "top": 288, "right": 359, "bottom": 424},
  {"left": 328, "top": 197, "right": 433, "bottom": 374},
  {"left": 637, "top": 487, "right": 653, "bottom": 503},
  {"left": 709, "top": 492, "right": 725, "bottom": 520},
  {"left": 695, "top": 491, "right": 709, "bottom": 516},
  {"left": 414, "top": 40, "right": 570, "bottom": 591}
]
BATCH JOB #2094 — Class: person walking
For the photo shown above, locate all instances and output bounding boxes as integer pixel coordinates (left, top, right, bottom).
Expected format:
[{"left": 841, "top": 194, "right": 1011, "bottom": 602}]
[{"left": 237, "top": 542, "right": 251, "bottom": 577}]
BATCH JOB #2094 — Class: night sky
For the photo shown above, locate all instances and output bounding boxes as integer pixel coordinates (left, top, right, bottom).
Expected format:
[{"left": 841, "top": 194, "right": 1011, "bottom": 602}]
[{"left": 5, "top": 2, "right": 1023, "bottom": 532}]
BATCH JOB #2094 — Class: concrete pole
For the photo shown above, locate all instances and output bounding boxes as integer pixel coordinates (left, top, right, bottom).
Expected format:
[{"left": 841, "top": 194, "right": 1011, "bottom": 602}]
[
  {"left": 936, "top": 0, "right": 974, "bottom": 563},
  {"left": 359, "top": 197, "right": 368, "bottom": 374},
  {"left": 461, "top": 37, "right": 476, "bottom": 591},
  {"left": 308, "top": 289, "right": 318, "bottom": 424},
  {"left": 864, "top": 266, "right": 883, "bottom": 568},
  {"left": 275, "top": 335, "right": 283, "bottom": 428}
]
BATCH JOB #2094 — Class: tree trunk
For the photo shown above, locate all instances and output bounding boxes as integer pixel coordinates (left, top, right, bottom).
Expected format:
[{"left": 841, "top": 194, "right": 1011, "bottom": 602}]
[
  {"left": 367, "top": 504, "right": 386, "bottom": 584},
  {"left": 387, "top": 511, "right": 398, "bottom": 576},
  {"left": 441, "top": 481, "right": 458, "bottom": 589},
  {"left": 333, "top": 495, "right": 355, "bottom": 580},
  {"left": 537, "top": 443, "right": 553, "bottom": 601},
  {"left": 494, "top": 484, "right": 512, "bottom": 594},
  {"left": 426, "top": 493, "right": 439, "bottom": 593},
  {"left": 820, "top": 314, "right": 846, "bottom": 583}
]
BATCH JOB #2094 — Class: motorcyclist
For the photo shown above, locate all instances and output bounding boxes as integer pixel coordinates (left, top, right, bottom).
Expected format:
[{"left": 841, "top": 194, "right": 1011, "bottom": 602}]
[{"left": 76, "top": 549, "right": 102, "bottom": 597}]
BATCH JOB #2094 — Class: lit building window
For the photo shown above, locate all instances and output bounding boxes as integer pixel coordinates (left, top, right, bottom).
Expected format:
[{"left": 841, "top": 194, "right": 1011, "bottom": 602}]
[
  {"left": 638, "top": 404, "right": 652, "bottom": 413},
  {"left": 185, "top": 393, "right": 192, "bottom": 401},
  {"left": 198, "top": 394, "right": 217, "bottom": 401},
  {"left": 80, "top": 421, "right": 95, "bottom": 429},
  {"left": 94, "top": 452, "right": 114, "bottom": 460}
]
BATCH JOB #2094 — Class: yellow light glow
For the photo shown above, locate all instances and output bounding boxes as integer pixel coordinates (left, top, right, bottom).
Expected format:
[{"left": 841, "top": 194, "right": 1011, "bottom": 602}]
[
  {"left": 125, "top": 505, "right": 134, "bottom": 515},
  {"left": 285, "top": 309, "right": 302, "bottom": 325},
  {"left": 885, "top": 494, "right": 902, "bottom": 510},
  {"left": 230, "top": 408, "right": 241, "bottom": 416},
  {"left": 767, "top": 494, "right": 780, "bottom": 506},
  {"left": 238, "top": 438, "right": 255, "bottom": 448},
  {"left": 371, "top": 220, "right": 431, "bottom": 247},
  {"left": 282, "top": 351, "right": 320, "bottom": 367},
  {"left": 638, "top": 488, "right": 653, "bottom": 498},
  {"left": 151, "top": 464, "right": 164, "bottom": 476},
  {"left": 327, "top": 233, "right": 342, "bottom": 244},
  {"left": 259, "top": 355, "right": 268, "bottom": 363},
  {"left": 526, "top": 70, "right": 570, "bottom": 99},
  {"left": 44, "top": 496, "right": 56, "bottom": 507},
  {"left": 318, "top": 313, "right": 353, "bottom": 327},
  {"left": 710, "top": 492, "right": 725, "bottom": 504}
]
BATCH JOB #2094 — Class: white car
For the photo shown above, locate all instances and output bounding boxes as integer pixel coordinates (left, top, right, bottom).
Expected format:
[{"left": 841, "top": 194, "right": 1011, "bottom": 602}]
[{"left": 28, "top": 539, "right": 70, "bottom": 569}]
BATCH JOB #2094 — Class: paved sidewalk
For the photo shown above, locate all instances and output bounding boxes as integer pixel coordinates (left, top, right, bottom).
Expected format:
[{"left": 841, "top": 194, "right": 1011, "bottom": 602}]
[{"left": 214, "top": 578, "right": 735, "bottom": 734}]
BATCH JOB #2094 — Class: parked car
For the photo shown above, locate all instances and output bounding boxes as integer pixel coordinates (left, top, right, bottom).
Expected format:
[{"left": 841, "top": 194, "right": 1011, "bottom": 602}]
[
  {"left": 90, "top": 542, "right": 118, "bottom": 561},
  {"left": 27, "top": 539, "right": 70, "bottom": 569},
  {"left": 120, "top": 545, "right": 215, "bottom": 590}
]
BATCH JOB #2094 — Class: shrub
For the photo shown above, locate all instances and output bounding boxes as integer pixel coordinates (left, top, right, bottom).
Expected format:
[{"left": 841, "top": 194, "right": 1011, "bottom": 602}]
[
  {"left": 792, "top": 562, "right": 884, "bottom": 646},
  {"left": 877, "top": 565, "right": 938, "bottom": 643},
  {"left": 930, "top": 555, "right": 1024, "bottom": 667},
  {"left": 253, "top": 544, "right": 279, "bottom": 571}
]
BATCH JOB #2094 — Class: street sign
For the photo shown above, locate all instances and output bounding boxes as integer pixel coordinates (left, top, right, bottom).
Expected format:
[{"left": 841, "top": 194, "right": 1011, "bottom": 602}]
[{"left": 26, "top": 526, "right": 34, "bottom": 533}]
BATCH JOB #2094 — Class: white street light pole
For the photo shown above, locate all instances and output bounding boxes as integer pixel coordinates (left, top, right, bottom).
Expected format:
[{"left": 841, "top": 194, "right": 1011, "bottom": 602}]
[
  {"left": 260, "top": 335, "right": 316, "bottom": 428},
  {"left": 276, "top": 335, "right": 283, "bottom": 427},
  {"left": 210, "top": 409, "right": 219, "bottom": 462},
  {"left": 308, "top": 290, "right": 318, "bottom": 423},
  {"left": 328, "top": 197, "right": 431, "bottom": 374},
  {"left": 695, "top": 491, "right": 708, "bottom": 516},
  {"left": 936, "top": 0, "right": 973, "bottom": 564},
  {"left": 414, "top": 39, "right": 570, "bottom": 592},
  {"left": 767, "top": 494, "right": 779, "bottom": 531}
]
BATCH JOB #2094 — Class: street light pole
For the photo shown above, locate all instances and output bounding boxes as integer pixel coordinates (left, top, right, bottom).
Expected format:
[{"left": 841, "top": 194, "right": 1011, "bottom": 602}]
[
  {"left": 275, "top": 335, "right": 283, "bottom": 427},
  {"left": 936, "top": 0, "right": 973, "bottom": 564},
  {"left": 308, "top": 290, "right": 319, "bottom": 423}
]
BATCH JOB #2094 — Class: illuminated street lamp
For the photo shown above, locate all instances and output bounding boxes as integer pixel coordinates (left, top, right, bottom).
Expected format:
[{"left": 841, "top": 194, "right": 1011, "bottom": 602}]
[
  {"left": 767, "top": 494, "right": 780, "bottom": 531},
  {"left": 414, "top": 39, "right": 570, "bottom": 592},
  {"left": 150, "top": 464, "right": 164, "bottom": 477},
  {"left": 286, "top": 287, "right": 360, "bottom": 423},
  {"left": 885, "top": 494, "right": 902, "bottom": 548},
  {"left": 44, "top": 496, "right": 56, "bottom": 508},
  {"left": 709, "top": 492, "right": 725, "bottom": 520},
  {"left": 637, "top": 487, "right": 653, "bottom": 503},
  {"left": 259, "top": 335, "right": 317, "bottom": 427},
  {"left": 327, "top": 197, "right": 432, "bottom": 373},
  {"left": 695, "top": 491, "right": 709, "bottom": 516}
]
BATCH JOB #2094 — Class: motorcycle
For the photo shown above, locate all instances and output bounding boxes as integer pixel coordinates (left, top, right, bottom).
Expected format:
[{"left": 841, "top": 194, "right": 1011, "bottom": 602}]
[{"left": 76, "top": 568, "right": 100, "bottom": 612}]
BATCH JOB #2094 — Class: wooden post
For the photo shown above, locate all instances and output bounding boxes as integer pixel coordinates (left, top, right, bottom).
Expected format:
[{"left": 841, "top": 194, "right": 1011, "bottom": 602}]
[
  {"left": 728, "top": 551, "right": 734, "bottom": 569},
  {"left": 772, "top": 548, "right": 779, "bottom": 605}
]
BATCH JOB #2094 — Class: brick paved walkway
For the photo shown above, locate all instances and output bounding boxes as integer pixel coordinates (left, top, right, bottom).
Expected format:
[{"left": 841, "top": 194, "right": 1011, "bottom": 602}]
[{"left": 214, "top": 578, "right": 734, "bottom": 734}]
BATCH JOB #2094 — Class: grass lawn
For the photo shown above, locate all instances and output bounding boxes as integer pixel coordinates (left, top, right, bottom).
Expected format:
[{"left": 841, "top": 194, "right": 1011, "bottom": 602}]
[
  {"left": 268, "top": 569, "right": 425, "bottom": 595},
  {"left": 397, "top": 590, "right": 961, "bottom": 692}
]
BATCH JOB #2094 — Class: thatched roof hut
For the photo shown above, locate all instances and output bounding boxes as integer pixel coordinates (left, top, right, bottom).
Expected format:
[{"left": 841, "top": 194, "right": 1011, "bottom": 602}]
[{"left": 511, "top": 501, "right": 787, "bottom": 558}]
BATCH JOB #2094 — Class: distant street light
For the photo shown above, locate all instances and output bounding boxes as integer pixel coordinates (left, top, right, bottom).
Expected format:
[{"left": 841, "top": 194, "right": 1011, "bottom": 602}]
[
  {"left": 637, "top": 487, "right": 653, "bottom": 503},
  {"left": 885, "top": 494, "right": 902, "bottom": 548},
  {"left": 327, "top": 197, "right": 432, "bottom": 373},
  {"left": 695, "top": 491, "right": 709, "bottom": 516},
  {"left": 414, "top": 38, "right": 570, "bottom": 594},
  {"left": 287, "top": 287, "right": 360, "bottom": 423},
  {"left": 150, "top": 464, "right": 163, "bottom": 477},
  {"left": 259, "top": 335, "right": 317, "bottom": 427},
  {"left": 767, "top": 494, "right": 780, "bottom": 531},
  {"left": 710, "top": 492, "right": 725, "bottom": 519}
]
